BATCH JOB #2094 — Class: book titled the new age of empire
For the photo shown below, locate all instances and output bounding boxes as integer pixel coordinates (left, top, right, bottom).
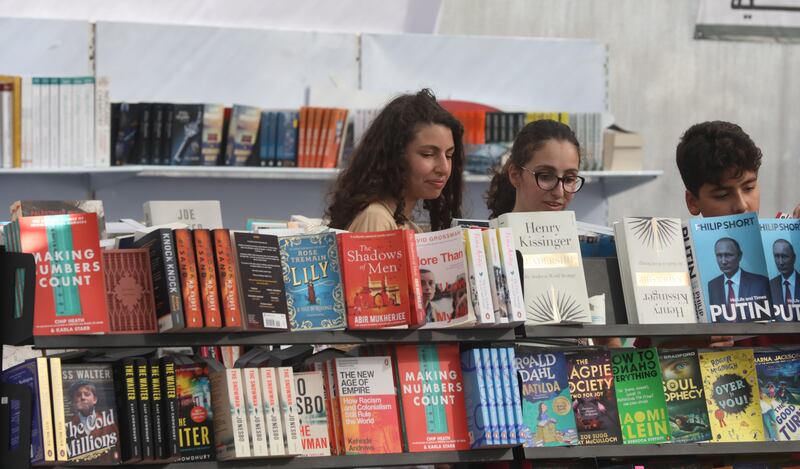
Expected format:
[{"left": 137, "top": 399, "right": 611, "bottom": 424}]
[{"left": 493, "top": 211, "right": 591, "bottom": 323}]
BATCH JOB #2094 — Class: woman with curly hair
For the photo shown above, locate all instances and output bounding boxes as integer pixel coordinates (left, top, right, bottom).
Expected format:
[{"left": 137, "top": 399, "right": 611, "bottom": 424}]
[{"left": 326, "top": 89, "right": 464, "bottom": 233}]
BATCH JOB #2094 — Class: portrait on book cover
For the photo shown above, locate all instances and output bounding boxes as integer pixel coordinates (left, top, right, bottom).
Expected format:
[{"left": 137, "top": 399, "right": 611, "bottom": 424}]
[
  {"left": 767, "top": 239, "right": 800, "bottom": 308},
  {"left": 419, "top": 268, "right": 467, "bottom": 323},
  {"left": 704, "top": 236, "right": 771, "bottom": 320}
]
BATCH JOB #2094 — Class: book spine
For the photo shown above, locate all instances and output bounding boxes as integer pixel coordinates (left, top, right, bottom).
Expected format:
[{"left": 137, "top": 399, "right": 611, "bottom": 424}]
[
  {"left": 36, "top": 357, "right": 56, "bottom": 462},
  {"left": 193, "top": 229, "right": 222, "bottom": 328},
  {"left": 466, "top": 229, "right": 496, "bottom": 325},
  {"left": 506, "top": 348, "right": 525, "bottom": 445},
  {"left": 174, "top": 229, "right": 204, "bottom": 328},
  {"left": 497, "top": 228, "right": 526, "bottom": 324},
  {"left": 57, "top": 78, "right": 70, "bottom": 168},
  {"left": 320, "top": 362, "right": 339, "bottom": 455},
  {"left": 498, "top": 347, "right": 518, "bottom": 444},
  {"left": 461, "top": 349, "right": 493, "bottom": 447},
  {"left": 682, "top": 221, "right": 708, "bottom": 323},
  {"left": 243, "top": 368, "right": 270, "bottom": 456},
  {"left": 149, "top": 358, "right": 167, "bottom": 459},
  {"left": 159, "top": 357, "right": 180, "bottom": 458},
  {"left": 213, "top": 229, "right": 243, "bottom": 329},
  {"left": 228, "top": 368, "right": 251, "bottom": 457},
  {"left": 259, "top": 367, "right": 285, "bottom": 456},
  {"left": 49, "top": 357, "right": 68, "bottom": 461},
  {"left": 480, "top": 348, "right": 500, "bottom": 445},
  {"left": 136, "top": 358, "right": 155, "bottom": 460},
  {"left": 137, "top": 103, "right": 152, "bottom": 164},
  {"left": 160, "top": 230, "right": 186, "bottom": 331},
  {"left": 277, "top": 367, "right": 302, "bottom": 454},
  {"left": 482, "top": 228, "right": 507, "bottom": 324},
  {"left": 404, "top": 228, "right": 426, "bottom": 327},
  {"left": 115, "top": 358, "right": 142, "bottom": 462},
  {"left": 329, "top": 359, "right": 345, "bottom": 455}
]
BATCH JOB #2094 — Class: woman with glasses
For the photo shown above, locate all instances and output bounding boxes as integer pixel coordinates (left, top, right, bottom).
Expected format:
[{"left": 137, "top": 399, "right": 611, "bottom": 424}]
[{"left": 486, "top": 119, "right": 584, "bottom": 218}]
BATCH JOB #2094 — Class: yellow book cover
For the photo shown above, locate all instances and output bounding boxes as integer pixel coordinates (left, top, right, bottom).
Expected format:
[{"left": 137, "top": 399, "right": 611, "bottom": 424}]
[
  {"left": 699, "top": 349, "right": 764, "bottom": 442},
  {"left": 0, "top": 75, "right": 22, "bottom": 167}
]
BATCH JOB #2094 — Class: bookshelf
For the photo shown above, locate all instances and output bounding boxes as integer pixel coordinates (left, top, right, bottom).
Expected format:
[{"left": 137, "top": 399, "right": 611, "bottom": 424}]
[{"left": 520, "top": 441, "right": 800, "bottom": 459}]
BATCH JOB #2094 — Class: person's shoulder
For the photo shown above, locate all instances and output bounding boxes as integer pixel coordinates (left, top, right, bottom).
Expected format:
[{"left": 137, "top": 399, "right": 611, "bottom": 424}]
[
  {"left": 742, "top": 269, "right": 769, "bottom": 282},
  {"left": 347, "top": 201, "right": 398, "bottom": 233}
]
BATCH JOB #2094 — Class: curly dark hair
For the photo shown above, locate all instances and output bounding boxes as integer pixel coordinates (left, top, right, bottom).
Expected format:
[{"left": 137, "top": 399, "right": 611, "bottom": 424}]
[
  {"left": 486, "top": 119, "right": 580, "bottom": 219},
  {"left": 676, "top": 121, "right": 762, "bottom": 197},
  {"left": 326, "top": 89, "right": 464, "bottom": 231}
]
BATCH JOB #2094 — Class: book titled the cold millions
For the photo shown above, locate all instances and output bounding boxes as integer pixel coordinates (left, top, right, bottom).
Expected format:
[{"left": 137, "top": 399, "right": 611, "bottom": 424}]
[
  {"left": 611, "top": 348, "right": 671, "bottom": 444},
  {"left": 659, "top": 349, "right": 711, "bottom": 443}
]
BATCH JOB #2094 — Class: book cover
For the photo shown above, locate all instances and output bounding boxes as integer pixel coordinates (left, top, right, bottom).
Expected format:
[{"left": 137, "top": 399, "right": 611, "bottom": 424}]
[
  {"left": 516, "top": 350, "right": 578, "bottom": 447},
  {"left": 567, "top": 350, "right": 621, "bottom": 445},
  {"left": 415, "top": 227, "right": 475, "bottom": 328},
  {"left": 277, "top": 367, "right": 302, "bottom": 454},
  {"left": 699, "top": 349, "right": 764, "bottom": 442},
  {"left": 159, "top": 356, "right": 180, "bottom": 458},
  {"left": 175, "top": 361, "right": 214, "bottom": 462},
  {"left": 258, "top": 367, "right": 285, "bottom": 456},
  {"left": 257, "top": 111, "right": 276, "bottom": 166},
  {"left": 482, "top": 227, "right": 509, "bottom": 324},
  {"left": 686, "top": 213, "right": 772, "bottom": 323},
  {"left": 208, "top": 365, "right": 250, "bottom": 459},
  {"left": 132, "top": 228, "right": 186, "bottom": 332},
  {"left": 615, "top": 217, "right": 695, "bottom": 324},
  {"left": 339, "top": 230, "right": 414, "bottom": 329},
  {"left": 335, "top": 356, "right": 402, "bottom": 454},
  {"left": 148, "top": 358, "right": 167, "bottom": 460},
  {"left": 279, "top": 232, "right": 346, "bottom": 331},
  {"left": 611, "top": 348, "right": 671, "bottom": 444},
  {"left": 496, "top": 227, "right": 526, "bottom": 324},
  {"left": 242, "top": 368, "right": 269, "bottom": 456},
  {"left": 60, "top": 363, "right": 121, "bottom": 464},
  {"left": 488, "top": 348, "right": 509, "bottom": 445},
  {"left": 201, "top": 104, "right": 224, "bottom": 166},
  {"left": 495, "top": 211, "right": 591, "bottom": 323},
  {"left": 754, "top": 350, "right": 800, "bottom": 441},
  {"left": 150, "top": 103, "right": 165, "bottom": 165},
  {"left": 460, "top": 348, "right": 493, "bottom": 448},
  {"left": 759, "top": 219, "right": 800, "bottom": 321},
  {"left": 16, "top": 213, "right": 109, "bottom": 335},
  {"left": 506, "top": 348, "right": 526, "bottom": 445},
  {"left": 143, "top": 200, "right": 223, "bottom": 230},
  {"left": 394, "top": 344, "right": 470, "bottom": 452},
  {"left": 225, "top": 104, "right": 261, "bottom": 166},
  {"left": 212, "top": 229, "right": 243, "bottom": 329},
  {"left": 174, "top": 229, "right": 204, "bottom": 328},
  {"left": 0, "top": 358, "right": 51, "bottom": 464},
  {"left": 659, "top": 349, "right": 712, "bottom": 443},
  {"left": 169, "top": 104, "right": 203, "bottom": 165},
  {"left": 160, "top": 104, "right": 175, "bottom": 165},
  {"left": 111, "top": 102, "right": 140, "bottom": 166},
  {"left": 294, "top": 371, "right": 332, "bottom": 456},
  {"left": 112, "top": 358, "right": 141, "bottom": 462},
  {"left": 480, "top": 348, "right": 501, "bottom": 444},
  {"left": 464, "top": 228, "right": 497, "bottom": 325},
  {"left": 274, "top": 110, "right": 299, "bottom": 167},
  {"left": 10, "top": 199, "right": 106, "bottom": 238},
  {"left": 231, "top": 231, "right": 289, "bottom": 330},
  {"left": 136, "top": 103, "right": 152, "bottom": 164},
  {"left": 102, "top": 249, "right": 158, "bottom": 333},
  {"left": 135, "top": 358, "right": 154, "bottom": 460},
  {"left": 193, "top": 229, "right": 222, "bottom": 328}
]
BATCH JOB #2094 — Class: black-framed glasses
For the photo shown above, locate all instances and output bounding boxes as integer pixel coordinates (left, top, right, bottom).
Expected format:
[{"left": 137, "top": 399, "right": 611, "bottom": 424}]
[{"left": 518, "top": 166, "right": 585, "bottom": 193}]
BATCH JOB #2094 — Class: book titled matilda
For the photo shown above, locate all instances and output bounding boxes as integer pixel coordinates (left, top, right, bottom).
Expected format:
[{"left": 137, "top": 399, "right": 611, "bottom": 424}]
[
  {"left": 659, "top": 349, "right": 711, "bottom": 443},
  {"left": 567, "top": 351, "right": 621, "bottom": 445},
  {"left": 279, "top": 232, "right": 346, "bottom": 331},
  {"left": 754, "top": 350, "right": 800, "bottom": 441},
  {"left": 611, "top": 348, "right": 671, "bottom": 444},
  {"left": 59, "top": 363, "right": 121, "bottom": 464},
  {"left": 493, "top": 211, "right": 591, "bottom": 324},
  {"left": 684, "top": 212, "right": 772, "bottom": 323},
  {"left": 15, "top": 213, "right": 109, "bottom": 335},
  {"left": 699, "top": 349, "right": 764, "bottom": 442},
  {"left": 515, "top": 350, "right": 578, "bottom": 447},
  {"left": 759, "top": 219, "right": 800, "bottom": 321},
  {"left": 394, "top": 344, "right": 470, "bottom": 452},
  {"left": 335, "top": 356, "right": 402, "bottom": 454},
  {"left": 614, "top": 217, "right": 695, "bottom": 324}
]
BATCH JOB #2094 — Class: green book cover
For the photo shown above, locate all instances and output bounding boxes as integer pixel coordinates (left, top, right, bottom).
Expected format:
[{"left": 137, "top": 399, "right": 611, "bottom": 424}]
[
  {"left": 611, "top": 348, "right": 671, "bottom": 444},
  {"left": 659, "top": 349, "right": 711, "bottom": 443}
]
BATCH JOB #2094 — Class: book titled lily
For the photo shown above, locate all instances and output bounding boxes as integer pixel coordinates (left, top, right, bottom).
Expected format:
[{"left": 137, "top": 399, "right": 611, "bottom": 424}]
[{"left": 279, "top": 232, "right": 346, "bottom": 330}]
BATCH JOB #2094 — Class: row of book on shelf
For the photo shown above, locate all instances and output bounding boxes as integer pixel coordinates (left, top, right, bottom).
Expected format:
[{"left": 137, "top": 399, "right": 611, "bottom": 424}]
[
  {"left": 2, "top": 199, "right": 800, "bottom": 336},
  {"left": 4, "top": 343, "right": 800, "bottom": 466}
]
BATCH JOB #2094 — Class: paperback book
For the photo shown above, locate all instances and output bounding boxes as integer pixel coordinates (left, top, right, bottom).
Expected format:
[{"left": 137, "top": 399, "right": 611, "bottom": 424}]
[
  {"left": 175, "top": 361, "right": 214, "bottom": 462},
  {"left": 231, "top": 232, "right": 289, "bottom": 330},
  {"left": 659, "top": 349, "right": 712, "bottom": 443},
  {"left": 611, "top": 348, "right": 671, "bottom": 444},
  {"left": 754, "top": 350, "right": 800, "bottom": 441},
  {"left": 759, "top": 219, "right": 800, "bottom": 321},
  {"left": 460, "top": 349, "right": 493, "bottom": 448},
  {"left": 294, "top": 371, "right": 331, "bottom": 456},
  {"left": 567, "top": 350, "right": 621, "bottom": 445}
]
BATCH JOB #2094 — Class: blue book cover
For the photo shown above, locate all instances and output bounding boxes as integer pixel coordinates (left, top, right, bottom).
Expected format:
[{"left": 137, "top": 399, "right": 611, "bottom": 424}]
[
  {"left": 275, "top": 111, "right": 299, "bottom": 167},
  {"left": 257, "top": 111, "right": 276, "bottom": 167},
  {"left": 754, "top": 350, "right": 800, "bottom": 441},
  {"left": 279, "top": 232, "right": 346, "bottom": 330},
  {"left": 516, "top": 350, "right": 578, "bottom": 447},
  {"left": 488, "top": 348, "right": 509, "bottom": 445},
  {"left": 686, "top": 212, "right": 772, "bottom": 323},
  {"left": 480, "top": 348, "right": 500, "bottom": 444},
  {"left": 0, "top": 359, "right": 44, "bottom": 464},
  {"left": 460, "top": 349, "right": 493, "bottom": 447},
  {"left": 759, "top": 219, "right": 800, "bottom": 321},
  {"left": 498, "top": 348, "right": 517, "bottom": 443},
  {"left": 169, "top": 104, "right": 203, "bottom": 166},
  {"left": 507, "top": 348, "right": 526, "bottom": 444}
]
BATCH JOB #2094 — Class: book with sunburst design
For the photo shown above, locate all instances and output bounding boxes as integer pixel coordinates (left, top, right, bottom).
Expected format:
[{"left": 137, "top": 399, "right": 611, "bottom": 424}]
[
  {"left": 614, "top": 217, "right": 695, "bottom": 324},
  {"left": 492, "top": 211, "right": 590, "bottom": 324}
]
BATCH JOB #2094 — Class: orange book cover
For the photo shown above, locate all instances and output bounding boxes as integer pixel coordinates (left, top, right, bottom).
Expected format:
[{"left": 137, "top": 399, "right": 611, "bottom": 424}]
[
  {"left": 322, "top": 108, "right": 347, "bottom": 169},
  {"left": 334, "top": 356, "right": 402, "bottom": 454},
  {"left": 193, "top": 229, "right": 222, "bottom": 328},
  {"left": 338, "top": 230, "right": 414, "bottom": 329},
  {"left": 173, "top": 229, "right": 203, "bottom": 328},
  {"left": 308, "top": 107, "right": 323, "bottom": 168},
  {"left": 212, "top": 229, "right": 243, "bottom": 329},
  {"left": 314, "top": 108, "right": 332, "bottom": 168},
  {"left": 403, "top": 229, "right": 425, "bottom": 328},
  {"left": 297, "top": 107, "right": 309, "bottom": 167}
]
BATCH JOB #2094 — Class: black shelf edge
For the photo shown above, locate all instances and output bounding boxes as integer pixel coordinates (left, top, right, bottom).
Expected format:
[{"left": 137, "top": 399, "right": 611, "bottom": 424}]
[
  {"left": 522, "top": 323, "right": 800, "bottom": 339},
  {"left": 523, "top": 441, "right": 800, "bottom": 459},
  {"left": 33, "top": 327, "right": 517, "bottom": 348},
  {"left": 50, "top": 449, "right": 514, "bottom": 468}
]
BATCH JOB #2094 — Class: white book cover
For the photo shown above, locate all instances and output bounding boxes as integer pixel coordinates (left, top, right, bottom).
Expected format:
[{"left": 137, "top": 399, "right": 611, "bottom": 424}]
[
  {"left": 243, "top": 368, "right": 270, "bottom": 457},
  {"left": 143, "top": 200, "right": 223, "bottom": 229},
  {"left": 71, "top": 77, "right": 82, "bottom": 168},
  {"left": 1, "top": 83, "right": 12, "bottom": 168},
  {"left": 683, "top": 220, "right": 709, "bottom": 323},
  {"left": 277, "top": 366, "right": 302, "bottom": 455},
  {"left": 615, "top": 217, "right": 695, "bottom": 324},
  {"left": 209, "top": 367, "right": 251, "bottom": 459},
  {"left": 294, "top": 371, "right": 331, "bottom": 456},
  {"left": 48, "top": 77, "right": 58, "bottom": 168},
  {"left": 39, "top": 78, "right": 50, "bottom": 167},
  {"left": 464, "top": 228, "right": 496, "bottom": 325},
  {"left": 94, "top": 76, "right": 110, "bottom": 167},
  {"left": 496, "top": 227, "right": 526, "bottom": 324},
  {"left": 415, "top": 227, "right": 477, "bottom": 328},
  {"left": 31, "top": 77, "right": 41, "bottom": 168},
  {"left": 83, "top": 77, "right": 96, "bottom": 168},
  {"left": 35, "top": 356, "right": 56, "bottom": 462},
  {"left": 496, "top": 211, "right": 591, "bottom": 324},
  {"left": 259, "top": 367, "right": 285, "bottom": 456},
  {"left": 482, "top": 227, "right": 509, "bottom": 324},
  {"left": 21, "top": 77, "right": 33, "bottom": 167}
]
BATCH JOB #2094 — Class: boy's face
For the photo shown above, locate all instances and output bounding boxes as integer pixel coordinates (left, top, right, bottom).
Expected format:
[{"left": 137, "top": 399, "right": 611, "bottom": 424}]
[{"left": 685, "top": 169, "right": 760, "bottom": 217}]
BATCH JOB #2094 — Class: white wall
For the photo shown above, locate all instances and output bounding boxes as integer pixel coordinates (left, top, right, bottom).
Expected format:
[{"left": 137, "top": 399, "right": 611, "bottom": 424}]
[{"left": 438, "top": 0, "right": 799, "bottom": 222}]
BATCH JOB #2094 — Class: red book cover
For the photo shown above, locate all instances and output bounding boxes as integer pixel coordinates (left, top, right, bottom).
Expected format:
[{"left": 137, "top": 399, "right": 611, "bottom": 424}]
[
  {"left": 173, "top": 229, "right": 203, "bottom": 328},
  {"left": 102, "top": 248, "right": 158, "bottom": 333},
  {"left": 212, "top": 229, "right": 243, "bottom": 329},
  {"left": 394, "top": 344, "right": 470, "bottom": 452},
  {"left": 403, "top": 229, "right": 426, "bottom": 327},
  {"left": 338, "top": 230, "right": 414, "bottom": 329},
  {"left": 193, "top": 229, "right": 222, "bottom": 328},
  {"left": 17, "top": 213, "right": 109, "bottom": 335}
]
